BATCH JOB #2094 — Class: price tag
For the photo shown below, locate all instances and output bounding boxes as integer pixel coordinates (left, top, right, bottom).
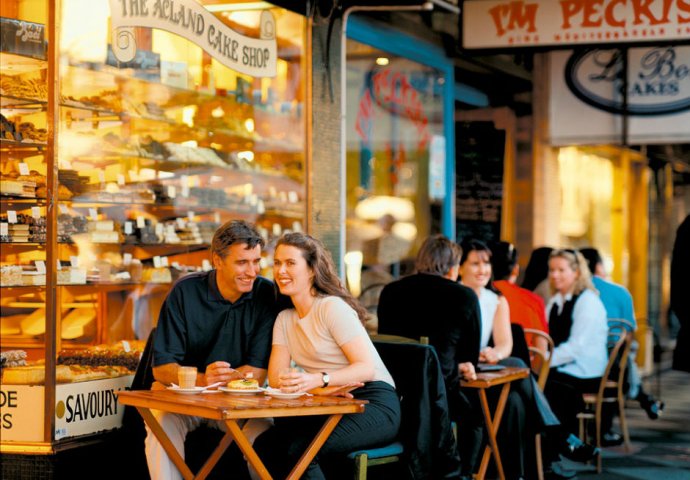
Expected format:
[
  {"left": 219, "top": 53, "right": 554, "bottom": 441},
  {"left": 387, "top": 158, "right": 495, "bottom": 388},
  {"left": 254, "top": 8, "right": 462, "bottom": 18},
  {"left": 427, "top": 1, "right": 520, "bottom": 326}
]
[
  {"left": 272, "top": 223, "right": 282, "bottom": 237},
  {"left": 31, "top": 206, "right": 41, "bottom": 218},
  {"left": 214, "top": 212, "right": 221, "bottom": 224},
  {"left": 124, "top": 221, "right": 133, "bottom": 235},
  {"left": 35, "top": 260, "right": 46, "bottom": 274},
  {"left": 202, "top": 259, "right": 212, "bottom": 271},
  {"left": 153, "top": 256, "right": 162, "bottom": 268},
  {"left": 117, "top": 174, "right": 126, "bottom": 186},
  {"left": 123, "top": 253, "right": 132, "bottom": 266},
  {"left": 19, "top": 163, "right": 30, "bottom": 175},
  {"left": 121, "top": 340, "right": 131, "bottom": 353},
  {"left": 70, "top": 256, "right": 79, "bottom": 267},
  {"left": 97, "top": 170, "right": 106, "bottom": 183},
  {"left": 59, "top": 204, "right": 68, "bottom": 214},
  {"left": 166, "top": 224, "right": 176, "bottom": 236},
  {"left": 155, "top": 223, "right": 164, "bottom": 236},
  {"left": 249, "top": 194, "right": 258, "bottom": 206},
  {"left": 288, "top": 191, "right": 299, "bottom": 203},
  {"left": 161, "top": 256, "right": 169, "bottom": 267},
  {"left": 136, "top": 216, "right": 145, "bottom": 229},
  {"left": 171, "top": 261, "right": 181, "bottom": 269},
  {"left": 89, "top": 208, "right": 98, "bottom": 220},
  {"left": 56, "top": 260, "right": 62, "bottom": 271},
  {"left": 176, "top": 217, "right": 186, "bottom": 229},
  {"left": 180, "top": 175, "right": 189, "bottom": 196},
  {"left": 293, "top": 221, "right": 303, "bottom": 232},
  {"left": 7, "top": 211, "right": 17, "bottom": 224},
  {"left": 0, "top": 223, "right": 8, "bottom": 236},
  {"left": 168, "top": 185, "right": 176, "bottom": 198},
  {"left": 187, "top": 211, "right": 195, "bottom": 222},
  {"left": 257, "top": 200, "right": 265, "bottom": 215}
]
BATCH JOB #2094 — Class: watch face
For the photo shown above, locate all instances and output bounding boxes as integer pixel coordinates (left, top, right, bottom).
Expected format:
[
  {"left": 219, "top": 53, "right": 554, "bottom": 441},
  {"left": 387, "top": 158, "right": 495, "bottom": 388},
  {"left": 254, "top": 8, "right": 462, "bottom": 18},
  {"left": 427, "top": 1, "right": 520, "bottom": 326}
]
[{"left": 322, "top": 373, "right": 330, "bottom": 386}]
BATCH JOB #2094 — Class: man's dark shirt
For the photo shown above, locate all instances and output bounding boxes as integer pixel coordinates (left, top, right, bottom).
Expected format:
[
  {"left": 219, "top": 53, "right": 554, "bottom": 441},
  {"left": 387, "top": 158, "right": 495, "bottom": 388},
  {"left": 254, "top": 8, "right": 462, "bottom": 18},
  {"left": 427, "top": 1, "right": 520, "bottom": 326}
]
[
  {"left": 377, "top": 273, "right": 481, "bottom": 392},
  {"left": 153, "top": 271, "right": 284, "bottom": 372}
]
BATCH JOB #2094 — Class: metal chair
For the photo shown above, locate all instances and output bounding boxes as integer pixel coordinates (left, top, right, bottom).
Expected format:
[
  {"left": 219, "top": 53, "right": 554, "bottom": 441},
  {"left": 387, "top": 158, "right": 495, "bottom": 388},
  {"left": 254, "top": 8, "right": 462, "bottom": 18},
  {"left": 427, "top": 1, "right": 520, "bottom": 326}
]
[
  {"left": 523, "top": 328, "right": 555, "bottom": 480},
  {"left": 577, "top": 323, "right": 634, "bottom": 472}
]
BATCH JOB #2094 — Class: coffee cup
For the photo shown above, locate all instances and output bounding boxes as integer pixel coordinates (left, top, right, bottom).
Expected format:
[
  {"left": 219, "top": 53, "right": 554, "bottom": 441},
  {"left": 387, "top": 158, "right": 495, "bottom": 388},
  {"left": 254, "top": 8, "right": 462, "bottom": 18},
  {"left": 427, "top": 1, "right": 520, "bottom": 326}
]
[{"left": 178, "top": 366, "right": 197, "bottom": 389}]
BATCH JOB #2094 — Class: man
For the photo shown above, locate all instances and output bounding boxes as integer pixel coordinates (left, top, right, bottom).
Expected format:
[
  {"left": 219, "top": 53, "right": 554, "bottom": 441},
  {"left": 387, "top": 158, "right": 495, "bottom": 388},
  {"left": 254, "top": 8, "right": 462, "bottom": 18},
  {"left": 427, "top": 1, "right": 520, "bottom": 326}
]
[
  {"left": 580, "top": 247, "right": 664, "bottom": 444},
  {"left": 490, "top": 241, "right": 549, "bottom": 352},
  {"left": 671, "top": 214, "right": 690, "bottom": 372},
  {"left": 145, "top": 220, "right": 286, "bottom": 480}
]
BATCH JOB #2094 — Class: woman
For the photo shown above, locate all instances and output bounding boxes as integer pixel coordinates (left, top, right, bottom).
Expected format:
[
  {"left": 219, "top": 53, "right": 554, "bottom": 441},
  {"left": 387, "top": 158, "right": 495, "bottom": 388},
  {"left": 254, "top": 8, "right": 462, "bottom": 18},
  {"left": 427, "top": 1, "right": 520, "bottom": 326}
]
[
  {"left": 521, "top": 246, "right": 555, "bottom": 303},
  {"left": 459, "top": 239, "right": 513, "bottom": 363},
  {"left": 543, "top": 248, "right": 608, "bottom": 462},
  {"left": 254, "top": 232, "right": 401, "bottom": 480}
]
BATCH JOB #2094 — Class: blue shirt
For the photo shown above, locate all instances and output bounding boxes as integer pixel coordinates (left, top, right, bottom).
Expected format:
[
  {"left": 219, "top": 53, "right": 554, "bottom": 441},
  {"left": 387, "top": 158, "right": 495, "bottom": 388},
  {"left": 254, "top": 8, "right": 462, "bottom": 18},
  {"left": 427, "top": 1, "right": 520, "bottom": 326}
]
[{"left": 592, "top": 276, "right": 636, "bottom": 329}]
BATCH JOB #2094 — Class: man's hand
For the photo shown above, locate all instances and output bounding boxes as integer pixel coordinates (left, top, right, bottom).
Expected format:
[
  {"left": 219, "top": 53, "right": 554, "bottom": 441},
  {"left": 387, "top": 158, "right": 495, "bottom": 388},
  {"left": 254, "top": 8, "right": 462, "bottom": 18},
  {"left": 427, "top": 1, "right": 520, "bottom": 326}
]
[
  {"left": 459, "top": 362, "right": 477, "bottom": 382},
  {"left": 204, "top": 361, "right": 244, "bottom": 386}
]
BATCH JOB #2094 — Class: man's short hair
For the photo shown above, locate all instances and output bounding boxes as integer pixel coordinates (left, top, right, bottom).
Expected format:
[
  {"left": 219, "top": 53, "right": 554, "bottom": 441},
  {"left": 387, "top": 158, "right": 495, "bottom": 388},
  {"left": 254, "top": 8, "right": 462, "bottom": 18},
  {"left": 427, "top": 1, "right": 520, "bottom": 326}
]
[
  {"left": 579, "top": 247, "right": 603, "bottom": 276},
  {"left": 490, "top": 241, "right": 518, "bottom": 281},
  {"left": 211, "top": 220, "right": 265, "bottom": 258},
  {"left": 415, "top": 234, "right": 461, "bottom": 276}
]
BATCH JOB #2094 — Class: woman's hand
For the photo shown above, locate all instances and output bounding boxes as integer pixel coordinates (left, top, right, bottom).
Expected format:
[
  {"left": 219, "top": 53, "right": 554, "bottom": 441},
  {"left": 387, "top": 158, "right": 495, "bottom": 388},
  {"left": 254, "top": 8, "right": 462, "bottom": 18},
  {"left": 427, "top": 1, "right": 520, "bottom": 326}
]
[
  {"left": 309, "top": 383, "right": 364, "bottom": 398},
  {"left": 479, "top": 347, "right": 502, "bottom": 364},
  {"left": 278, "top": 370, "right": 321, "bottom": 393},
  {"left": 459, "top": 362, "right": 477, "bottom": 381}
]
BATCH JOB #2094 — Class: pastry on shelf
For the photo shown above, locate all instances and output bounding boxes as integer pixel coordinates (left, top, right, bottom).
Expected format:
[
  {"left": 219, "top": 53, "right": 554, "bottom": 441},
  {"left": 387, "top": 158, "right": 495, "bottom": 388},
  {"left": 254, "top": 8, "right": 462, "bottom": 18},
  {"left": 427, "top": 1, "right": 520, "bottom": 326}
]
[
  {"left": 142, "top": 267, "right": 172, "bottom": 284},
  {"left": 1, "top": 265, "right": 23, "bottom": 286},
  {"left": 0, "top": 177, "right": 37, "bottom": 197},
  {"left": 0, "top": 74, "right": 48, "bottom": 101},
  {"left": 60, "top": 307, "right": 97, "bottom": 340},
  {"left": 19, "top": 308, "right": 46, "bottom": 336}
]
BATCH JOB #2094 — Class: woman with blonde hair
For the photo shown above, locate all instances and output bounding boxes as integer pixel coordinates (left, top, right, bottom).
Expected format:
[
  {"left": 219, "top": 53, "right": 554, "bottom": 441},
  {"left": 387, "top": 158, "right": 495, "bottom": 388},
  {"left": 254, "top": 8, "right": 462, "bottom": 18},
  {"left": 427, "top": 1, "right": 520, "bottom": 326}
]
[
  {"left": 542, "top": 248, "right": 607, "bottom": 466},
  {"left": 254, "top": 232, "right": 400, "bottom": 479}
]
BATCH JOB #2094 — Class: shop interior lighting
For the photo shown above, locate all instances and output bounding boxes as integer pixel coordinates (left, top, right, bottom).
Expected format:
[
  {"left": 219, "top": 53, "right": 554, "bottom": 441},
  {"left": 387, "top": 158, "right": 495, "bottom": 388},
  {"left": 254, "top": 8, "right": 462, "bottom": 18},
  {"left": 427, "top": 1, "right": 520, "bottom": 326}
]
[
  {"left": 244, "top": 118, "right": 255, "bottom": 132},
  {"left": 211, "top": 106, "right": 225, "bottom": 118},
  {"left": 375, "top": 57, "right": 389, "bottom": 66},
  {"left": 182, "top": 106, "right": 196, "bottom": 127},
  {"left": 238, "top": 150, "right": 255, "bottom": 162}
]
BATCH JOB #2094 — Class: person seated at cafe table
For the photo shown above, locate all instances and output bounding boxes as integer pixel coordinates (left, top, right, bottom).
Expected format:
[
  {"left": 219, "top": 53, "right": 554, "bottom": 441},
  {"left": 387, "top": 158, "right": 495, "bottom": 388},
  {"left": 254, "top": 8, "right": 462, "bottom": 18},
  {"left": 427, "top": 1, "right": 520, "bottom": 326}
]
[
  {"left": 253, "top": 232, "right": 401, "bottom": 480},
  {"left": 146, "top": 220, "right": 287, "bottom": 480}
]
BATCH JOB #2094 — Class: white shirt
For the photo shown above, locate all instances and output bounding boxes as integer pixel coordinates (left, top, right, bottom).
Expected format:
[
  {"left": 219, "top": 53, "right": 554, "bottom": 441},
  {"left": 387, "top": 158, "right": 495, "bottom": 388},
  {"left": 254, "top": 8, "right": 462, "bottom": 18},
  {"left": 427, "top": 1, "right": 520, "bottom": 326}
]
[
  {"left": 478, "top": 288, "right": 499, "bottom": 349},
  {"left": 273, "top": 296, "right": 395, "bottom": 387},
  {"left": 546, "top": 289, "right": 609, "bottom": 379}
]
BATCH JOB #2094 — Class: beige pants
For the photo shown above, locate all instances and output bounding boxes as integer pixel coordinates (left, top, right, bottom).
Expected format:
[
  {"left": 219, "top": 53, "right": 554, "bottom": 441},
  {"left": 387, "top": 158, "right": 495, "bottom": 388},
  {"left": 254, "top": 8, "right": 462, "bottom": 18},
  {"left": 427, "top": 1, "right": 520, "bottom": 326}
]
[{"left": 144, "top": 409, "right": 272, "bottom": 480}]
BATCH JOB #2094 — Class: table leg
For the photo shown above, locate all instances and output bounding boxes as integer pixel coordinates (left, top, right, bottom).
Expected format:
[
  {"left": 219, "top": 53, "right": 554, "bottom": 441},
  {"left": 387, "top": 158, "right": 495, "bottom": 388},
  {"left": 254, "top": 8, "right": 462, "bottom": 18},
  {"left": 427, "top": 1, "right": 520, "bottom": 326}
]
[
  {"left": 138, "top": 407, "right": 195, "bottom": 480},
  {"left": 224, "top": 419, "right": 273, "bottom": 480},
  {"left": 476, "top": 383, "right": 511, "bottom": 480},
  {"left": 287, "top": 414, "right": 344, "bottom": 480}
]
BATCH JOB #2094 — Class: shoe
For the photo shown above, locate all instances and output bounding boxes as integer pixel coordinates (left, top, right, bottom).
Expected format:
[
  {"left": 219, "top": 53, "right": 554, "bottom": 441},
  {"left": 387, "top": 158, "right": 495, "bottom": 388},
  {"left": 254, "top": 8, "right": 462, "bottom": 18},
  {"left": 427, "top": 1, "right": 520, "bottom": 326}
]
[
  {"left": 642, "top": 400, "right": 665, "bottom": 420},
  {"left": 601, "top": 430, "right": 624, "bottom": 446},
  {"left": 560, "top": 434, "right": 600, "bottom": 462},
  {"left": 544, "top": 462, "right": 577, "bottom": 479}
]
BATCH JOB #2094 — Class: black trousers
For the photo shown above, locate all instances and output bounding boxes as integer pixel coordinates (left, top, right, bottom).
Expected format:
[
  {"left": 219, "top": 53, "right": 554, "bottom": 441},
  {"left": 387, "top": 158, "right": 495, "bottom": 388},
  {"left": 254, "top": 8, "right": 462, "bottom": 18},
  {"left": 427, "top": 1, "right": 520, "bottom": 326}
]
[{"left": 253, "top": 381, "right": 400, "bottom": 480}]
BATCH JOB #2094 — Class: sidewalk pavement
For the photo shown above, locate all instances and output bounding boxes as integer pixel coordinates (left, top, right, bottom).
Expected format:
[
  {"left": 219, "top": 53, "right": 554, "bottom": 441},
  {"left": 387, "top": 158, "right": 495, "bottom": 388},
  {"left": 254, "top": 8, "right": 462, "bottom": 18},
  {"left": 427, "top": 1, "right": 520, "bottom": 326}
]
[{"left": 565, "top": 367, "right": 690, "bottom": 480}]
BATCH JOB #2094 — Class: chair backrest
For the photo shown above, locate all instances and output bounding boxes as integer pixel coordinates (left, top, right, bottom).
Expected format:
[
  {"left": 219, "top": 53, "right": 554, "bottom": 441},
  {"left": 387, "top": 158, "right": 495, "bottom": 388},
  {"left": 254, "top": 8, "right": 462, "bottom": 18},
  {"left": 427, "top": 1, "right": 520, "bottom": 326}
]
[
  {"left": 596, "top": 329, "right": 634, "bottom": 401},
  {"left": 130, "top": 327, "right": 156, "bottom": 391},
  {"left": 523, "top": 328, "right": 555, "bottom": 390},
  {"left": 373, "top": 340, "right": 461, "bottom": 479}
]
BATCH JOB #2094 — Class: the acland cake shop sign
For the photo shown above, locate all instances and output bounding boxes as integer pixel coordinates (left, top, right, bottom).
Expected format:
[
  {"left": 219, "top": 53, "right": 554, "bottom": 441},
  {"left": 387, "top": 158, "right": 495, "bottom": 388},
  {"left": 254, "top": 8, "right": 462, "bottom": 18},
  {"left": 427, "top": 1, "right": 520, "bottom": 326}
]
[
  {"left": 108, "top": 0, "right": 277, "bottom": 77},
  {"left": 566, "top": 46, "right": 690, "bottom": 116},
  {"left": 463, "top": 0, "right": 690, "bottom": 49}
]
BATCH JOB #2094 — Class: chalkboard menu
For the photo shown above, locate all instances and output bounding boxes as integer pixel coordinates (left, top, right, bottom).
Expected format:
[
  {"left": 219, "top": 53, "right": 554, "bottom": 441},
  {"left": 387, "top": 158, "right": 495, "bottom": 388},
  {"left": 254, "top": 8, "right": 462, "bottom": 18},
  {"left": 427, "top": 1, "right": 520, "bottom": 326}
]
[{"left": 455, "top": 121, "right": 506, "bottom": 244}]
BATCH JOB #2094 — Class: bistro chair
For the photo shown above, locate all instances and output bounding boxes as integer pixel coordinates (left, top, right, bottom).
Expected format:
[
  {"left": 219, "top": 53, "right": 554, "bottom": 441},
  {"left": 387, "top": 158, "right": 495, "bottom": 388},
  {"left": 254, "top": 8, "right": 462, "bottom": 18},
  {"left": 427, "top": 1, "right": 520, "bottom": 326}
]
[
  {"left": 577, "top": 325, "right": 634, "bottom": 473},
  {"left": 523, "top": 328, "right": 555, "bottom": 480}
]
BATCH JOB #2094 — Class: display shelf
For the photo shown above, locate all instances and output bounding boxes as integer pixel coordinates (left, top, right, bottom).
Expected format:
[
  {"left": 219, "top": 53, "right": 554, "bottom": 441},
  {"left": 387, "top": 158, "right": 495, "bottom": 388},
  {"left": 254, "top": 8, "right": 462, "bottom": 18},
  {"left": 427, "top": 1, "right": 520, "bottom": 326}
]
[
  {"left": 0, "top": 52, "right": 47, "bottom": 75},
  {"left": 1, "top": 94, "right": 47, "bottom": 109},
  {"left": 0, "top": 138, "right": 47, "bottom": 149}
]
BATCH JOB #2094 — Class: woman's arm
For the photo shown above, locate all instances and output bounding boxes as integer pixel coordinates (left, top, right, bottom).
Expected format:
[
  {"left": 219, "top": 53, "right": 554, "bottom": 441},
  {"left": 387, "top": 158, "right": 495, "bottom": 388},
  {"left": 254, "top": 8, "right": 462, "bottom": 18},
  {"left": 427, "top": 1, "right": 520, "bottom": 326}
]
[
  {"left": 480, "top": 296, "right": 513, "bottom": 364},
  {"left": 266, "top": 344, "right": 292, "bottom": 388}
]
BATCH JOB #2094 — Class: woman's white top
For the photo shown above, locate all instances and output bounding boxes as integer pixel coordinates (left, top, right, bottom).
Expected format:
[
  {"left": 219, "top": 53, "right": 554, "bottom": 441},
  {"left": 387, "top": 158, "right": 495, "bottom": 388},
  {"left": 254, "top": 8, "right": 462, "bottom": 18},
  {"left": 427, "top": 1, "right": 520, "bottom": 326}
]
[
  {"left": 478, "top": 287, "right": 499, "bottom": 349},
  {"left": 546, "top": 289, "right": 609, "bottom": 379},
  {"left": 273, "top": 295, "right": 394, "bottom": 387}
]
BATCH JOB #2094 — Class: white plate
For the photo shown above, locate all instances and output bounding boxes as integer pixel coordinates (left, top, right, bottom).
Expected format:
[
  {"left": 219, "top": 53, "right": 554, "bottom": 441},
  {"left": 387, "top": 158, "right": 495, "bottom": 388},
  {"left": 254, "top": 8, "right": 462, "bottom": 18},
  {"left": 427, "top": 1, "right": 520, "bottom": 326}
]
[
  {"left": 218, "top": 386, "right": 264, "bottom": 395},
  {"left": 263, "top": 388, "right": 306, "bottom": 400},
  {"left": 167, "top": 386, "right": 205, "bottom": 394}
]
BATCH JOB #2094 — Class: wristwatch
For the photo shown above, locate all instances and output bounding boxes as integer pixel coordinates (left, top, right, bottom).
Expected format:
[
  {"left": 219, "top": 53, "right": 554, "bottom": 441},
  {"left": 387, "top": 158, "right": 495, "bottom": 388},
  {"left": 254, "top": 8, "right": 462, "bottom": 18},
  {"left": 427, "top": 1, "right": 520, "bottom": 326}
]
[{"left": 321, "top": 372, "right": 330, "bottom": 388}]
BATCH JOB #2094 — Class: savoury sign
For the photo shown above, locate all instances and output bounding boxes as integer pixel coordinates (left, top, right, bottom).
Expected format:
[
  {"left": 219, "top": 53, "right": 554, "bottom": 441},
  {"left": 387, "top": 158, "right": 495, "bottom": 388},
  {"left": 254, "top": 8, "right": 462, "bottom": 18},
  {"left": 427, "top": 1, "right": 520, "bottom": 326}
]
[
  {"left": 463, "top": 0, "right": 690, "bottom": 49},
  {"left": 108, "top": 0, "right": 277, "bottom": 77}
]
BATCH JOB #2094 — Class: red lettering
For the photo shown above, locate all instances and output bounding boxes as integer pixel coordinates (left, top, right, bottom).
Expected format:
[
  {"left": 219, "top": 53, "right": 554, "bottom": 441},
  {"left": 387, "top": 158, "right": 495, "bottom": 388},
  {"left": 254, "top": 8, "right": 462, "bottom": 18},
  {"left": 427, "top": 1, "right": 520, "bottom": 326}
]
[
  {"left": 679, "top": 0, "right": 690, "bottom": 23},
  {"left": 632, "top": 0, "right": 664, "bottom": 25},
  {"left": 489, "top": 4, "right": 511, "bottom": 36},
  {"left": 489, "top": 1, "right": 538, "bottom": 36},
  {"left": 560, "top": 0, "right": 584, "bottom": 28},
  {"left": 605, "top": 0, "right": 626, "bottom": 27},
  {"left": 583, "top": 0, "right": 605, "bottom": 27}
]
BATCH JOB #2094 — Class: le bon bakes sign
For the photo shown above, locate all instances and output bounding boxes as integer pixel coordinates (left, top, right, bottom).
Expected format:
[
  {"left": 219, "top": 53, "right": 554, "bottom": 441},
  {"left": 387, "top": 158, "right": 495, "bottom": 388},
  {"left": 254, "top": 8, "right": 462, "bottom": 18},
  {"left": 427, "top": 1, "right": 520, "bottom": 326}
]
[
  {"left": 108, "top": 0, "right": 277, "bottom": 77},
  {"left": 463, "top": 0, "right": 690, "bottom": 49}
]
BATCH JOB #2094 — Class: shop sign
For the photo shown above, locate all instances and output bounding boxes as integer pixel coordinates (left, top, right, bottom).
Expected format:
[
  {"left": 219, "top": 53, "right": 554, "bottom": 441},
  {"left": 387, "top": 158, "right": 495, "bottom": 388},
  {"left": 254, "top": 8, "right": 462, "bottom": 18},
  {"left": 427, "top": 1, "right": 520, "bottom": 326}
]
[
  {"left": 0, "top": 376, "right": 133, "bottom": 443},
  {"left": 549, "top": 46, "right": 690, "bottom": 145},
  {"left": 462, "top": 0, "right": 690, "bottom": 49},
  {"left": 566, "top": 47, "right": 690, "bottom": 115},
  {"left": 108, "top": 0, "right": 277, "bottom": 77},
  {"left": 0, "top": 17, "right": 46, "bottom": 60}
]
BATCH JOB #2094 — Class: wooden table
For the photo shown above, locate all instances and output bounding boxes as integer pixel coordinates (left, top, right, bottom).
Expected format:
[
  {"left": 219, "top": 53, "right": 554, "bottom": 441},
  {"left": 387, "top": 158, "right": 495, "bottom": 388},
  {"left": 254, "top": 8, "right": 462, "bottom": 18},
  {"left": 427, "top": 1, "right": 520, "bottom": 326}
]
[
  {"left": 461, "top": 366, "right": 530, "bottom": 480},
  {"left": 118, "top": 390, "right": 367, "bottom": 480}
]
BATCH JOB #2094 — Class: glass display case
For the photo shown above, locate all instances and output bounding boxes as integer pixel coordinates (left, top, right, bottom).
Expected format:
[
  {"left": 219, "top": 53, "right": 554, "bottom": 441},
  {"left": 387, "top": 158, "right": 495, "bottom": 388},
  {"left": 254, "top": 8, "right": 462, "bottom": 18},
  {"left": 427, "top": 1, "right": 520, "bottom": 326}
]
[{"left": 1, "top": 0, "right": 307, "bottom": 453}]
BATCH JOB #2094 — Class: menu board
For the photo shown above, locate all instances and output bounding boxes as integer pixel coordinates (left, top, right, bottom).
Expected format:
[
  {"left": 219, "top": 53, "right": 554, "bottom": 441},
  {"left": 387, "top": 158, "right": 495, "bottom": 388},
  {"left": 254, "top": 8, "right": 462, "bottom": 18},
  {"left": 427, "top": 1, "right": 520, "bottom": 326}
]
[{"left": 455, "top": 121, "right": 506, "bottom": 244}]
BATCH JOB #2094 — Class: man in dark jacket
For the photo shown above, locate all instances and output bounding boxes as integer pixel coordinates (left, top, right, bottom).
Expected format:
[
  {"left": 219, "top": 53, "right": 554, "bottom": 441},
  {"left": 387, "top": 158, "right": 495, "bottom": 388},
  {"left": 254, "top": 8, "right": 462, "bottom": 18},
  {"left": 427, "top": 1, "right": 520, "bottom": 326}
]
[
  {"left": 672, "top": 214, "right": 690, "bottom": 372},
  {"left": 377, "top": 234, "right": 482, "bottom": 478}
]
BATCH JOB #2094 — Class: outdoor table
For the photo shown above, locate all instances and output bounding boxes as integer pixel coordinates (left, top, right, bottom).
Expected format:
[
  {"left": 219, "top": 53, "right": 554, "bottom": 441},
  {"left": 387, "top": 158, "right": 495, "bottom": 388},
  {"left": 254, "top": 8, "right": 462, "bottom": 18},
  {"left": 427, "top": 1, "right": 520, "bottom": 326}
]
[
  {"left": 461, "top": 366, "right": 530, "bottom": 480},
  {"left": 117, "top": 389, "right": 367, "bottom": 480}
]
